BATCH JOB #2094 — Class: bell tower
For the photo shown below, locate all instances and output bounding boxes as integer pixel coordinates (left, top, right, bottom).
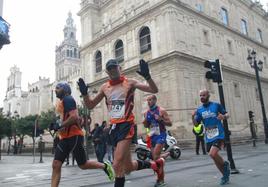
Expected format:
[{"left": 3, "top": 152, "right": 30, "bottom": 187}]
[{"left": 55, "top": 12, "right": 80, "bottom": 81}]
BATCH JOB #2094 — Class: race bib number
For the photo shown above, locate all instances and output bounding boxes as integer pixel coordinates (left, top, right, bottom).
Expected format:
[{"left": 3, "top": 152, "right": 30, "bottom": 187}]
[
  {"left": 206, "top": 126, "right": 219, "bottom": 139},
  {"left": 149, "top": 122, "right": 160, "bottom": 136},
  {"left": 109, "top": 100, "right": 125, "bottom": 119}
]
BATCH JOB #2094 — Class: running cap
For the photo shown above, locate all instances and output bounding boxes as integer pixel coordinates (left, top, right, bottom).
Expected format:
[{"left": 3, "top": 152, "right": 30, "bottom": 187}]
[
  {"left": 56, "top": 81, "right": 71, "bottom": 95},
  {"left": 106, "top": 59, "right": 119, "bottom": 70}
]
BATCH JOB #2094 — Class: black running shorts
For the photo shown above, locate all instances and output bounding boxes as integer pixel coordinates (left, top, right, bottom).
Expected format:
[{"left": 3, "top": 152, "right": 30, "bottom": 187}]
[
  {"left": 110, "top": 122, "right": 137, "bottom": 147},
  {"left": 206, "top": 139, "right": 225, "bottom": 153},
  {"left": 54, "top": 135, "right": 87, "bottom": 165}
]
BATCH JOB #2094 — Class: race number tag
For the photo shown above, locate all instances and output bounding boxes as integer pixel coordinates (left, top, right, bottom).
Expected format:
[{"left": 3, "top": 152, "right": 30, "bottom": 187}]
[
  {"left": 206, "top": 126, "right": 219, "bottom": 139},
  {"left": 149, "top": 122, "right": 160, "bottom": 136},
  {"left": 110, "top": 100, "right": 125, "bottom": 118}
]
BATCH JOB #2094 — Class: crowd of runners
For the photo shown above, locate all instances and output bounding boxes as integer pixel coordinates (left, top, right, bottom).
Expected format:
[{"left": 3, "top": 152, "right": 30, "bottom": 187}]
[{"left": 51, "top": 59, "right": 231, "bottom": 187}]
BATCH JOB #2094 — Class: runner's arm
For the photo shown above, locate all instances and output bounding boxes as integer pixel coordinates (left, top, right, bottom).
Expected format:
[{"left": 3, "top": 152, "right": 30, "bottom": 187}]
[
  {"left": 159, "top": 109, "right": 172, "bottom": 126},
  {"left": 143, "top": 112, "right": 150, "bottom": 128},
  {"left": 61, "top": 109, "right": 79, "bottom": 128},
  {"left": 82, "top": 87, "right": 105, "bottom": 109},
  {"left": 131, "top": 78, "right": 158, "bottom": 93}
]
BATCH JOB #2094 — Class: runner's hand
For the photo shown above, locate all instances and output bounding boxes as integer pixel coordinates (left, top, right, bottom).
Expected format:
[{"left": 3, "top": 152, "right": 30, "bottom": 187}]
[
  {"left": 136, "top": 59, "right": 151, "bottom": 80},
  {"left": 77, "top": 78, "right": 88, "bottom": 96},
  {"left": 217, "top": 113, "right": 225, "bottom": 120}
]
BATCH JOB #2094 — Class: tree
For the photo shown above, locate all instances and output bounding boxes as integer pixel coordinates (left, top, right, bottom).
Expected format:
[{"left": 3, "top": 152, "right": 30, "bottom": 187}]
[{"left": 0, "top": 114, "right": 12, "bottom": 159}]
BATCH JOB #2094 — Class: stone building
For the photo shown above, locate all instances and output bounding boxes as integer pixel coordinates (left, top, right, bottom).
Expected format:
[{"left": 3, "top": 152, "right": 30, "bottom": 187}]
[
  {"left": 78, "top": 0, "right": 268, "bottom": 138},
  {"left": 2, "top": 12, "right": 82, "bottom": 117}
]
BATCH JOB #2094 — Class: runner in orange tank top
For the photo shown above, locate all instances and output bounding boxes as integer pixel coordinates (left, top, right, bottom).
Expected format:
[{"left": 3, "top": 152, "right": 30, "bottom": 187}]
[
  {"left": 78, "top": 59, "right": 164, "bottom": 187},
  {"left": 51, "top": 82, "right": 114, "bottom": 187}
]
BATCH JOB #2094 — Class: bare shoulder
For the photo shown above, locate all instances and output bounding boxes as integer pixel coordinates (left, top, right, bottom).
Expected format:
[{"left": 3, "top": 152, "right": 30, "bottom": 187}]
[{"left": 127, "top": 78, "right": 139, "bottom": 87}]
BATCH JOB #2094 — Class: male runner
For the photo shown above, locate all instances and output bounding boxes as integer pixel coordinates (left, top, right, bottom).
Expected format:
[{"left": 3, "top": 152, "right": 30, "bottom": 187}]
[
  {"left": 192, "top": 89, "right": 230, "bottom": 185},
  {"left": 143, "top": 94, "right": 172, "bottom": 186},
  {"left": 78, "top": 59, "right": 164, "bottom": 187},
  {"left": 51, "top": 82, "right": 114, "bottom": 187}
]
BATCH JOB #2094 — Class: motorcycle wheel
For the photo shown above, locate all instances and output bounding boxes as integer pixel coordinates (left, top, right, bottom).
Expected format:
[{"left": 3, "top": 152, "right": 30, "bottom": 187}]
[
  {"left": 170, "top": 148, "right": 181, "bottom": 159},
  {"left": 136, "top": 149, "right": 147, "bottom": 160}
]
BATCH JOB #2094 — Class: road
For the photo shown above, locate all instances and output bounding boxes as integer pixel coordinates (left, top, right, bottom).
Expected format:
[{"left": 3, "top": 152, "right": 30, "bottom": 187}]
[{"left": 0, "top": 143, "right": 267, "bottom": 187}]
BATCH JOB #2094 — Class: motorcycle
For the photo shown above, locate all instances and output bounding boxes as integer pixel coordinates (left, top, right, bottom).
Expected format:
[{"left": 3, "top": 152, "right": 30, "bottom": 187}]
[{"left": 135, "top": 131, "right": 181, "bottom": 160}]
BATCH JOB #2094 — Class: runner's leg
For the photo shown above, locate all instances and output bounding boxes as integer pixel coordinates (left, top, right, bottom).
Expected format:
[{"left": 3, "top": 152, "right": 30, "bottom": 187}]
[
  {"left": 51, "top": 160, "right": 63, "bottom": 187},
  {"left": 209, "top": 146, "right": 224, "bottom": 175}
]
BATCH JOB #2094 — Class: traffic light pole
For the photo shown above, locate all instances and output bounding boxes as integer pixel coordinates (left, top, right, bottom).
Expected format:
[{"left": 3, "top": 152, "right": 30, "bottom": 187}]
[
  {"left": 217, "top": 82, "right": 239, "bottom": 174},
  {"left": 253, "top": 60, "right": 268, "bottom": 144}
]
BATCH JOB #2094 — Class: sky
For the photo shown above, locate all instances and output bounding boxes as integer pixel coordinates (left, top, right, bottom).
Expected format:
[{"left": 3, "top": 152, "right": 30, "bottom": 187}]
[
  {"left": 0, "top": 0, "right": 80, "bottom": 107},
  {"left": 0, "top": 0, "right": 267, "bottom": 108}
]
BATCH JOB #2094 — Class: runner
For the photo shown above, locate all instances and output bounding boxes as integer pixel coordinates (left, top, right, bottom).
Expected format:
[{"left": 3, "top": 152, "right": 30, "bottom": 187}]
[
  {"left": 143, "top": 94, "right": 172, "bottom": 186},
  {"left": 51, "top": 82, "right": 114, "bottom": 187},
  {"left": 78, "top": 59, "right": 163, "bottom": 187},
  {"left": 192, "top": 89, "right": 230, "bottom": 185}
]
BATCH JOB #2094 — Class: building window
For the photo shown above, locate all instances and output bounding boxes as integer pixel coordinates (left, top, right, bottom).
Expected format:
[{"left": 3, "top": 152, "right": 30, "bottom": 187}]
[
  {"left": 95, "top": 50, "right": 102, "bottom": 73},
  {"left": 203, "top": 30, "right": 210, "bottom": 45},
  {"left": 220, "top": 7, "right": 228, "bottom": 26},
  {"left": 115, "top": 40, "right": 124, "bottom": 63},
  {"left": 234, "top": 82, "right": 240, "bottom": 97},
  {"left": 227, "top": 40, "right": 233, "bottom": 54},
  {"left": 257, "top": 29, "right": 263, "bottom": 43},
  {"left": 139, "top": 26, "right": 151, "bottom": 54},
  {"left": 67, "top": 50, "right": 69, "bottom": 57},
  {"left": 74, "top": 48, "right": 77, "bottom": 58},
  {"left": 241, "top": 19, "right": 248, "bottom": 35},
  {"left": 70, "top": 50, "right": 73, "bottom": 57},
  {"left": 196, "top": 4, "right": 203, "bottom": 12},
  {"left": 264, "top": 56, "right": 267, "bottom": 68}
]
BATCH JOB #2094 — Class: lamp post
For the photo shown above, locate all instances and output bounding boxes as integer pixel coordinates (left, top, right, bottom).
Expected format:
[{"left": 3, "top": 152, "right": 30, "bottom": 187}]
[{"left": 247, "top": 50, "right": 268, "bottom": 144}]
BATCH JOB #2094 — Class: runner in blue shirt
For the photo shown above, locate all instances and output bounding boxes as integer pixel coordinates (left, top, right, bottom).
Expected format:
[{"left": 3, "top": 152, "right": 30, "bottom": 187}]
[{"left": 192, "top": 89, "right": 230, "bottom": 185}]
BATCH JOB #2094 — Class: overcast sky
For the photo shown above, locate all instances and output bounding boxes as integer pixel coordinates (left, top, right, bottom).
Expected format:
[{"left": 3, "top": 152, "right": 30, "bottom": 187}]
[
  {"left": 0, "top": 0, "right": 80, "bottom": 107},
  {"left": 0, "top": 0, "right": 267, "bottom": 108}
]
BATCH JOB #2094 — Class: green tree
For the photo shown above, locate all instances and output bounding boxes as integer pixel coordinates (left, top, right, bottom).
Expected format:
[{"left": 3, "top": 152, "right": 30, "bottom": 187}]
[{"left": 0, "top": 114, "right": 12, "bottom": 159}]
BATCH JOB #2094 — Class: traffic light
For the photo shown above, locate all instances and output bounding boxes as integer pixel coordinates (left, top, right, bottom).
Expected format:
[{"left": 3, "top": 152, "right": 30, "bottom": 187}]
[
  {"left": 0, "top": 16, "right": 11, "bottom": 49},
  {"left": 248, "top": 111, "right": 254, "bottom": 119},
  {"left": 204, "top": 59, "right": 222, "bottom": 83}
]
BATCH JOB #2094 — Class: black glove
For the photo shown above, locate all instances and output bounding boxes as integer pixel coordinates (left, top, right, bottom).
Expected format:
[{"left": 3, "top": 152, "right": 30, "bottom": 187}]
[
  {"left": 77, "top": 78, "right": 88, "bottom": 96},
  {"left": 136, "top": 59, "right": 151, "bottom": 80}
]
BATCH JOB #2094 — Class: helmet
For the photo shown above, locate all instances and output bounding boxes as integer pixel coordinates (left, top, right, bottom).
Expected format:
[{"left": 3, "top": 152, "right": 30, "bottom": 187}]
[{"left": 55, "top": 81, "right": 71, "bottom": 95}]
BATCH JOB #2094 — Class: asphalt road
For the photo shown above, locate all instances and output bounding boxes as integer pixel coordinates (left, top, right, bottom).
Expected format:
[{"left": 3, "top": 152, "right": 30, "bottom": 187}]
[{"left": 0, "top": 143, "right": 267, "bottom": 187}]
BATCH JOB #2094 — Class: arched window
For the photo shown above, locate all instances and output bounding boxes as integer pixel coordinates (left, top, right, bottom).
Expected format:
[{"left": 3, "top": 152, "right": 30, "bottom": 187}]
[
  {"left": 95, "top": 50, "right": 102, "bottom": 73},
  {"left": 115, "top": 40, "right": 124, "bottom": 63},
  {"left": 139, "top": 26, "right": 151, "bottom": 54},
  {"left": 220, "top": 7, "right": 228, "bottom": 26}
]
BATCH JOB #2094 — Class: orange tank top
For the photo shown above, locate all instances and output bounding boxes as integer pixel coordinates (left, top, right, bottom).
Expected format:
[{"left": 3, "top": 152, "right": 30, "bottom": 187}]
[{"left": 102, "top": 77, "right": 135, "bottom": 124}]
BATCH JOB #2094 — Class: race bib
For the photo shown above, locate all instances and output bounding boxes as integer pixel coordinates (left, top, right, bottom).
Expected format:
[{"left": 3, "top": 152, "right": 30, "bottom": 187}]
[
  {"left": 206, "top": 126, "right": 219, "bottom": 139},
  {"left": 109, "top": 100, "right": 125, "bottom": 119},
  {"left": 149, "top": 122, "right": 160, "bottom": 136}
]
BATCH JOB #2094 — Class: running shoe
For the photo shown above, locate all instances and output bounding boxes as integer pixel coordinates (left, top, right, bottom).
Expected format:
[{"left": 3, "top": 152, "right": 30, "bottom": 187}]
[
  {"left": 220, "top": 176, "right": 229, "bottom": 185},
  {"left": 154, "top": 181, "right": 167, "bottom": 187},
  {"left": 103, "top": 160, "right": 115, "bottom": 181},
  {"left": 223, "top": 161, "right": 230, "bottom": 178},
  {"left": 220, "top": 161, "right": 230, "bottom": 185}
]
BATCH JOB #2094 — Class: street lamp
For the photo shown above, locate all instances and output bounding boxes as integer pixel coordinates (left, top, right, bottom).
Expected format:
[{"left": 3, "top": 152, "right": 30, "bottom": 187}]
[{"left": 247, "top": 50, "right": 268, "bottom": 144}]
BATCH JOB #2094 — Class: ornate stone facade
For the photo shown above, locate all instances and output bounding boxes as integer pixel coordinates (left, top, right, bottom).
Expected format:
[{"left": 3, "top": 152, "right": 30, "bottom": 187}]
[{"left": 78, "top": 0, "right": 268, "bottom": 138}]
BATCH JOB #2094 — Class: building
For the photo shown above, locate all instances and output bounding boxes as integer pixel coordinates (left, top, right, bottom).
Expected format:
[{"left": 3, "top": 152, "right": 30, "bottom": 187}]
[
  {"left": 3, "top": 12, "right": 82, "bottom": 117},
  {"left": 78, "top": 0, "right": 268, "bottom": 138}
]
